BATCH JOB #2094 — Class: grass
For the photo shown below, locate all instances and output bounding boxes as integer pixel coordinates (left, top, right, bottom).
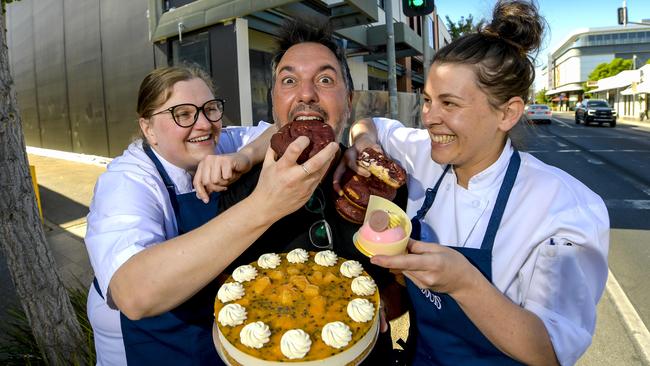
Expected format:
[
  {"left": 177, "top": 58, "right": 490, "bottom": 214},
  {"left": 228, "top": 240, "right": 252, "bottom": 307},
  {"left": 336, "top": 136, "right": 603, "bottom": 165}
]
[{"left": 0, "top": 285, "right": 96, "bottom": 365}]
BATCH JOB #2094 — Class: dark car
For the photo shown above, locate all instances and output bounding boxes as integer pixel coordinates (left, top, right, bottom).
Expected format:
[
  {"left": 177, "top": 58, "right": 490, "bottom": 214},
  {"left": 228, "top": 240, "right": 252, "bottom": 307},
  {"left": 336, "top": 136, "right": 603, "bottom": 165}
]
[{"left": 575, "top": 99, "right": 617, "bottom": 127}]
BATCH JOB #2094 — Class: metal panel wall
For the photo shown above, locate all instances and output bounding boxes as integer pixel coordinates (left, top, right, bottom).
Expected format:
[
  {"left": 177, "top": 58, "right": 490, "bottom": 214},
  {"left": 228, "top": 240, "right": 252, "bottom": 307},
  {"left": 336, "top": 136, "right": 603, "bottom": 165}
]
[
  {"left": 7, "top": 1, "right": 41, "bottom": 147},
  {"left": 100, "top": 1, "right": 155, "bottom": 157},
  {"left": 64, "top": 0, "right": 108, "bottom": 156},
  {"left": 33, "top": 0, "right": 71, "bottom": 151}
]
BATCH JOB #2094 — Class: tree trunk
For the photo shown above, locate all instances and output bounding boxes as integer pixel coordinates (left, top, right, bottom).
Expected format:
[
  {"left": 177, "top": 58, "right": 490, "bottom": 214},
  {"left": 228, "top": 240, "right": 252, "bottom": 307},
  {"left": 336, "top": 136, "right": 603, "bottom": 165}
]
[{"left": 0, "top": 8, "right": 85, "bottom": 365}]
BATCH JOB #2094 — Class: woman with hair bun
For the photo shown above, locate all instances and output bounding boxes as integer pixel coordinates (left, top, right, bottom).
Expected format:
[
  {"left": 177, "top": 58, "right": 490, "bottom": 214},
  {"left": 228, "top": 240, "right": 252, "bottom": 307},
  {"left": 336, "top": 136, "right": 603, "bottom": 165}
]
[{"left": 338, "top": 1, "right": 609, "bottom": 365}]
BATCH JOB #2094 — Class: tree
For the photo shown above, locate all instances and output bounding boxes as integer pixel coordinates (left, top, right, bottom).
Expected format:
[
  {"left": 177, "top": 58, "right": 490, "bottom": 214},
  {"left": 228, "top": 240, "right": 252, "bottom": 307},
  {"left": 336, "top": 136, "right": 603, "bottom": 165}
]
[
  {"left": 584, "top": 58, "right": 633, "bottom": 91},
  {"left": 0, "top": 1, "right": 85, "bottom": 364},
  {"left": 445, "top": 14, "right": 485, "bottom": 40},
  {"left": 535, "top": 88, "right": 549, "bottom": 104}
]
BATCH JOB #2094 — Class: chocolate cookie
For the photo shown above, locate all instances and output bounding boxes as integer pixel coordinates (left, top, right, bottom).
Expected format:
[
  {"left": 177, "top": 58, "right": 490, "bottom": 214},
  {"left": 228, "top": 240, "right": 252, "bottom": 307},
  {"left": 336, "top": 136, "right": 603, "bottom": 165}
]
[
  {"left": 334, "top": 195, "right": 366, "bottom": 224},
  {"left": 270, "top": 120, "right": 335, "bottom": 164},
  {"left": 357, "top": 148, "right": 407, "bottom": 188},
  {"left": 341, "top": 170, "right": 396, "bottom": 208}
]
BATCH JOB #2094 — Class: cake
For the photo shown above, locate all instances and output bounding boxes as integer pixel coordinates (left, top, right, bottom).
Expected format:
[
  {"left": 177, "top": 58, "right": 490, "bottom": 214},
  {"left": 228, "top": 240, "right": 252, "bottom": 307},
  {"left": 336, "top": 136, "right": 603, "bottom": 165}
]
[
  {"left": 353, "top": 196, "right": 411, "bottom": 257},
  {"left": 213, "top": 249, "right": 380, "bottom": 365}
]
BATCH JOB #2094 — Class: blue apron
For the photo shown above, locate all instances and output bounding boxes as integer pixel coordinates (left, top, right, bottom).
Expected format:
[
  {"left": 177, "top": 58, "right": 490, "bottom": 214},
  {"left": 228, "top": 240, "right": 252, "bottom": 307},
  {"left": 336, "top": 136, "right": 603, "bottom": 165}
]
[
  {"left": 407, "top": 150, "right": 523, "bottom": 366},
  {"left": 94, "top": 144, "right": 223, "bottom": 365}
]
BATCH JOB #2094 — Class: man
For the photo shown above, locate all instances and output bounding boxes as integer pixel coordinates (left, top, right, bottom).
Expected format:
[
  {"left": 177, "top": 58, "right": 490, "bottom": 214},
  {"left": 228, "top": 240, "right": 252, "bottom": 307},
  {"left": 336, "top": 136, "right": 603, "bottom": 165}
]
[{"left": 219, "top": 19, "right": 406, "bottom": 364}]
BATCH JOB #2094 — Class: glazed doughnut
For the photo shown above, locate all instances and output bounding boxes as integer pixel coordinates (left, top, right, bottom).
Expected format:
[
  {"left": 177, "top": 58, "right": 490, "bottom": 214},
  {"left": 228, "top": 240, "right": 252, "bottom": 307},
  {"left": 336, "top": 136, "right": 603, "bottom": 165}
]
[{"left": 356, "top": 148, "right": 407, "bottom": 189}]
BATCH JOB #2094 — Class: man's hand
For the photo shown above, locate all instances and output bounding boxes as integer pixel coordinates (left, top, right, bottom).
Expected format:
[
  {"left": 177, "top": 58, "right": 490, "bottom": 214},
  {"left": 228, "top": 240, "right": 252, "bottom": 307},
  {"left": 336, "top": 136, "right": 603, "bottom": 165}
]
[
  {"left": 193, "top": 153, "right": 253, "bottom": 203},
  {"left": 251, "top": 136, "right": 339, "bottom": 222}
]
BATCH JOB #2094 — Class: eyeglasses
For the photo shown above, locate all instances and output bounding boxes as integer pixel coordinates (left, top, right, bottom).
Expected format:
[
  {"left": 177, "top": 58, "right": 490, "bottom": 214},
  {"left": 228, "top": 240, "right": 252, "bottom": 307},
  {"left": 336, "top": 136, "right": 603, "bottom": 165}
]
[
  {"left": 150, "top": 99, "right": 225, "bottom": 128},
  {"left": 304, "top": 187, "right": 334, "bottom": 250}
]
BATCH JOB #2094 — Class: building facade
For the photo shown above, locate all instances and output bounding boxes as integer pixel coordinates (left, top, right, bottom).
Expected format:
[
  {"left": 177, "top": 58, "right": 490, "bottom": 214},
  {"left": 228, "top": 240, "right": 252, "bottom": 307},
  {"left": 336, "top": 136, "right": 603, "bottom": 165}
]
[
  {"left": 545, "top": 24, "right": 650, "bottom": 111},
  {"left": 7, "top": 0, "right": 451, "bottom": 157}
]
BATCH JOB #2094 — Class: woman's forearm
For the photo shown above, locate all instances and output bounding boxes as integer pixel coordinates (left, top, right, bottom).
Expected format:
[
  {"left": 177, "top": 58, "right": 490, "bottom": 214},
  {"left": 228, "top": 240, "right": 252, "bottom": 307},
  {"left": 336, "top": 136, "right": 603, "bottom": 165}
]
[{"left": 110, "top": 195, "right": 280, "bottom": 319}]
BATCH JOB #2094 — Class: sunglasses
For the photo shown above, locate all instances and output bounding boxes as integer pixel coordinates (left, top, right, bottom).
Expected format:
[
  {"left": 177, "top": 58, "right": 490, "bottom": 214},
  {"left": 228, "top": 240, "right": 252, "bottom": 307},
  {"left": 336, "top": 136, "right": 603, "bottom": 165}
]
[{"left": 304, "top": 187, "right": 334, "bottom": 250}]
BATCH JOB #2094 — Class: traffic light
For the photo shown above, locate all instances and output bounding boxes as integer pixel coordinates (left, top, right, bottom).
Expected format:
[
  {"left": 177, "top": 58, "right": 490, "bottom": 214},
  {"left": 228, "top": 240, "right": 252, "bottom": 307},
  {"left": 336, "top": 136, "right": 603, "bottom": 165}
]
[
  {"left": 617, "top": 7, "right": 627, "bottom": 25},
  {"left": 402, "top": 0, "right": 435, "bottom": 17}
]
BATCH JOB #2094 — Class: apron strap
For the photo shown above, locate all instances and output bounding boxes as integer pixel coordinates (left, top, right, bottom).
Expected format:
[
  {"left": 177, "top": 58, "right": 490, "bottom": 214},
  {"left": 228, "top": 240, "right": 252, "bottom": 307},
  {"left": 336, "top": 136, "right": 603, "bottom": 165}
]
[
  {"left": 413, "top": 164, "right": 451, "bottom": 221},
  {"left": 410, "top": 165, "right": 450, "bottom": 240},
  {"left": 143, "top": 143, "right": 183, "bottom": 227},
  {"left": 480, "top": 150, "right": 521, "bottom": 251}
]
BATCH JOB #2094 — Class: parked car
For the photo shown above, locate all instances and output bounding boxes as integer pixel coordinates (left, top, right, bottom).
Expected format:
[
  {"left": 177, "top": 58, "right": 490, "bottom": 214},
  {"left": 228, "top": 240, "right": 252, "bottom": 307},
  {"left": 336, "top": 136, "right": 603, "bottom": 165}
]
[
  {"left": 525, "top": 104, "right": 552, "bottom": 124},
  {"left": 575, "top": 99, "right": 616, "bottom": 127}
]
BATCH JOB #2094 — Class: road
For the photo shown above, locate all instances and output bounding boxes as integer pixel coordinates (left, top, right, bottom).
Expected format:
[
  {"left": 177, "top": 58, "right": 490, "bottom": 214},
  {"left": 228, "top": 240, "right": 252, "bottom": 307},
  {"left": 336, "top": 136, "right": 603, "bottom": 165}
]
[{"left": 517, "top": 112, "right": 650, "bottom": 331}]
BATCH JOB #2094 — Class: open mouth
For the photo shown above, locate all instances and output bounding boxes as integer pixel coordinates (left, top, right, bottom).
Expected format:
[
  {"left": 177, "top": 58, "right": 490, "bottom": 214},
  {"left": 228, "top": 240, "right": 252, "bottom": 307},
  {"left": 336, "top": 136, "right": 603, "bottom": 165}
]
[
  {"left": 187, "top": 134, "right": 212, "bottom": 143},
  {"left": 430, "top": 134, "right": 456, "bottom": 144}
]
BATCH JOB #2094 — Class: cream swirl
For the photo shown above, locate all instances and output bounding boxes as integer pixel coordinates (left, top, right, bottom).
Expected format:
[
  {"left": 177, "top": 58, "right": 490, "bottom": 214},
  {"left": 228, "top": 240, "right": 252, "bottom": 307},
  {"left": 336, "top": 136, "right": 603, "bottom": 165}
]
[
  {"left": 351, "top": 275, "right": 376, "bottom": 296},
  {"left": 239, "top": 321, "right": 271, "bottom": 349},
  {"left": 347, "top": 298, "right": 375, "bottom": 323},
  {"left": 218, "top": 303, "right": 247, "bottom": 326},
  {"left": 321, "top": 321, "right": 352, "bottom": 349},
  {"left": 257, "top": 253, "right": 281, "bottom": 269},
  {"left": 314, "top": 250, "right": 337, "bottom": 267},
  {"left": 280, "top": 329, "right": 312, "bottom": 359},
  {"left": 217, "top": 282, "right": 245, "bottom": 303},
  {"left": 339, "top": 260, "right": 363, "bottom": 278},
  {"left": 232, "top": 264, "right": 257, "bottom": 283},
  {"left": 287, "top": 248, "right": 309, "bottom": 264}
]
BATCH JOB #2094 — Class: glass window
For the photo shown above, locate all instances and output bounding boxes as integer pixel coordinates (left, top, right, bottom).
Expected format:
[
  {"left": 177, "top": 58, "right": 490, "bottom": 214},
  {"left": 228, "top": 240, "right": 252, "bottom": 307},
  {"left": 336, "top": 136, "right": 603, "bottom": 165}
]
[
  {"left": 249, "top": 49, "right": 273, "bottom": 125},
  {"left": 163, "top": 0, "right": 196, "bottom": 12},
  {"left": 171, "top": 31, "right": 211, "bottom": 73}
]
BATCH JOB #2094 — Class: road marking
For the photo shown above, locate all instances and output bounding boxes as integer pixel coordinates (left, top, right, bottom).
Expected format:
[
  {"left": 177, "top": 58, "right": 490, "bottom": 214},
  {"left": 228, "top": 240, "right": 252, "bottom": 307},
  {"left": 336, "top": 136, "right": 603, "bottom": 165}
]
[
  {"left": 606, "top": 269, "right": 650, "bottom": 364},
  {"left": 604, "top": 199, "right": 650, "bottom": 209},
  {"left": 587, "top": 158, "right": 605, "bottom": 165},
  {"left": 551, "top": 118, "right": 573, "bottom": 128}
]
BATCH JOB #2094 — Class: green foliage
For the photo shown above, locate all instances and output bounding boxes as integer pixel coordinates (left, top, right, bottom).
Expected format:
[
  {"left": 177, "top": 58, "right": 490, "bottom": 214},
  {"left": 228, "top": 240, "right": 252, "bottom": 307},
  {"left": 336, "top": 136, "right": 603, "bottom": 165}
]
[
  {"left": 445, "top": 14, "right": 485, "bottom": 40},
  {"left": 646, "top": 58, "right": 650, "bottom": 65},
  {"left": 586, "top": 58, "right": 632, "bottom": 85},
  {"left": 0, "top": 286, "right": 96, "bottom": 365},
  {"left": 2, "top": 0, "right": 17, "bottom": 13},
  {"left": 535, "top": 88, "right": 549, "bottom": 104},
  {"left": 583, "top": 58, "right": 633, "bottom": 91}
]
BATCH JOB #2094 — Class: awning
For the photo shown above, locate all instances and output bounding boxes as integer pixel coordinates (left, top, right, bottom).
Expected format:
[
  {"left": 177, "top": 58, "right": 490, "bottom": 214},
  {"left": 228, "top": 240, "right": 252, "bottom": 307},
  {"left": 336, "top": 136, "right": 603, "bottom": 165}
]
[
  {"left": 621, "top": 81, "right": 650, "bottom": 95},
  {"left": 545, "top": 83, "right": 583, "bottom": 95}
]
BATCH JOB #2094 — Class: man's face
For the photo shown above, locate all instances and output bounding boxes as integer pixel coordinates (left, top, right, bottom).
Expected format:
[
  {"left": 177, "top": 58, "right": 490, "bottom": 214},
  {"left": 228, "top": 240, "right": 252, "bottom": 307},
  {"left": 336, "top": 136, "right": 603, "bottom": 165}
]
[{"left": 272, "top": 42, "right": 352, "bottom": 140}]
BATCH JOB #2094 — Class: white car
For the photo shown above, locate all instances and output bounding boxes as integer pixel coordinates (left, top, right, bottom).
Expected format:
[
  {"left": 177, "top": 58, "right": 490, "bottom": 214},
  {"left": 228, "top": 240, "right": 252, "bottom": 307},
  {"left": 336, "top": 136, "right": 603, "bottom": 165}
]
[{"left": 525, "top": 104, "right": 552, "bottom": 124}]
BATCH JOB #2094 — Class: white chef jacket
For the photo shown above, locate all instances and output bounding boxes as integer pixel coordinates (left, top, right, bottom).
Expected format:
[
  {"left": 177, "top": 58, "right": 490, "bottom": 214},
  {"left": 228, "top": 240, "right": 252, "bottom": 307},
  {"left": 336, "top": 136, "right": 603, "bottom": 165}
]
[
  {"left": 372, "top": 117, "right": 609, "bottom": 366},
  {"left": 86, "top": 123, "right": 270, "bottom": 366}
]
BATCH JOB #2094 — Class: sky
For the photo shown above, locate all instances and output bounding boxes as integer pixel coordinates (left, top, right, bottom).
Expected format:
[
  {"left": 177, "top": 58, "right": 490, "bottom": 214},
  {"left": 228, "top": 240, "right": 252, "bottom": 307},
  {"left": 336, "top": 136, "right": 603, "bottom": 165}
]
[{"left": 433, "top": 0, "right": 650, "bottom": 89}]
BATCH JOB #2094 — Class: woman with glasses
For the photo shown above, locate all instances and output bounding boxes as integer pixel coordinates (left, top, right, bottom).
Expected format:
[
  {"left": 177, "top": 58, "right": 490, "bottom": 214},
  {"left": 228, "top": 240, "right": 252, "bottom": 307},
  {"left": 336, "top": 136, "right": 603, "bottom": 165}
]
[
  {"left": 340, "top": 1, "right": 609, "bottom": 365},
  {"left": 85, "top": 65, "right": 338, "bottom": 365}
]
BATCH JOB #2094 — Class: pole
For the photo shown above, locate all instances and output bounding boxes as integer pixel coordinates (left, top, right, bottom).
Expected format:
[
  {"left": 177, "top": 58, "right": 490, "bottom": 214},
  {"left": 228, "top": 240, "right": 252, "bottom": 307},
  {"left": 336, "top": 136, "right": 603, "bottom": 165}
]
[
  {"left": 422, "top": 15, "right": 432, "bottom": 76},
  {"left": 385, "top": 0, "right": 398, "bottom": 120}
]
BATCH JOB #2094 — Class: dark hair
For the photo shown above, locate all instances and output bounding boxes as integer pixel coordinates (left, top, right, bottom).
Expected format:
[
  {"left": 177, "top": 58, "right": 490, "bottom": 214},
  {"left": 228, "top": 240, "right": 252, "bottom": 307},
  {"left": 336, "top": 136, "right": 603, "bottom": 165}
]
[
  {"left": 137, "top": 65, "right": 214, "bottom": 119},
  {"left": 270, "top": 19, "right": 354, "bottom": 96},
  {"left": 433, "top": 0, "right": 545, "bottom": 109}
]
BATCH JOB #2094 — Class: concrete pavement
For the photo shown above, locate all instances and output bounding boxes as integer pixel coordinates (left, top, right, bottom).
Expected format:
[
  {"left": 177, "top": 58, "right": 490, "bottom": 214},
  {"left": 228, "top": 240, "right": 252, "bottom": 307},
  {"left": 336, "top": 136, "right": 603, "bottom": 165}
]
[{"left": 17, "top": 146, "right": 650, "bottom": 365}]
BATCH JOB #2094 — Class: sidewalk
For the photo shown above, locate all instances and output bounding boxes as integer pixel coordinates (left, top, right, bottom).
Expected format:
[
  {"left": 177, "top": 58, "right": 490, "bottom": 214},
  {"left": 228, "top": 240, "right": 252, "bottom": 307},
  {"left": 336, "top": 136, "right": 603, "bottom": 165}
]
[{"left": 25, "top": 147, "right": 649, "bottom": 365}]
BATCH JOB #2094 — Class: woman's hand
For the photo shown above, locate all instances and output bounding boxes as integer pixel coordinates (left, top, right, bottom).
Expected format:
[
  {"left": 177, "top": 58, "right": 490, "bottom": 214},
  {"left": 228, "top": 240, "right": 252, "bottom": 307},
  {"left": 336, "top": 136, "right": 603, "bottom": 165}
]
[
  {"left": 370, "top": 239, "right": 481, "bottom": 297},
  {"left": 251, "top": 136, "right": 338, "bottom": 221},
  {"left": 193, "top": 152, "right": 253, "bottom": 203},
  {"left": 332, "top": 118, "right": 383, "bottom": 194}
]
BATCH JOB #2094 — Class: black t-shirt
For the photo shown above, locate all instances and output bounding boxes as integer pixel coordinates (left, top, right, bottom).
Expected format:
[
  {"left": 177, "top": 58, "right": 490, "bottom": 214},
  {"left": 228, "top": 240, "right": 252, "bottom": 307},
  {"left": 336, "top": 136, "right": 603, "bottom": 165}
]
[{"left": 219, "top": 148, "right": 407, "bottom": 290}]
